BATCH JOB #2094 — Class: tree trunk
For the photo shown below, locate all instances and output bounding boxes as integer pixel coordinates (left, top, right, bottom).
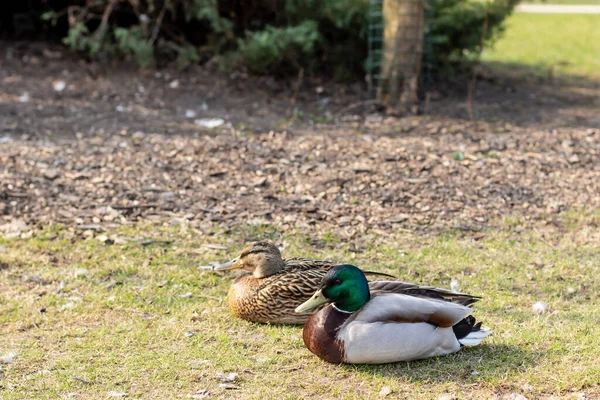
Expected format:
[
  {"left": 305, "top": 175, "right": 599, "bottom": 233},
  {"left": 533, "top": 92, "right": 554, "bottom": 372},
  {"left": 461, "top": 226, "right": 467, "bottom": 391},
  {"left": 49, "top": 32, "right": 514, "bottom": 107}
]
[{"left": 377, "top": 0, "right": 424, "bottom": 114}]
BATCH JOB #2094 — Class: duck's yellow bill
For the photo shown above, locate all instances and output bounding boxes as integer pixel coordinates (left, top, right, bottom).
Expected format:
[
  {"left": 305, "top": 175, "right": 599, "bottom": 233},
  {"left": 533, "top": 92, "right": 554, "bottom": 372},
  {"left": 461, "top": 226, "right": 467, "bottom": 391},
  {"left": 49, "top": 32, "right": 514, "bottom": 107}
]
[{"left": 295, "top": 290, "right": 327, "bottom": 313}]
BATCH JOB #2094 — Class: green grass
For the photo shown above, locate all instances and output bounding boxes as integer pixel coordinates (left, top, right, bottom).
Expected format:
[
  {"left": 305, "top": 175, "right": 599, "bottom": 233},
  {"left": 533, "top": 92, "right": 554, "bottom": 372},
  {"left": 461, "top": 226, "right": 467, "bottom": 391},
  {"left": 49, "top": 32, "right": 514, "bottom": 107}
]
[
  {"left": 1, "top": 211, "right": 600, "bottom": 399},
  {"left": 522, "top": 0, "right": 600, "bottom": 4},
  {"left": 482, "top": 13, "right": 600, "bottom": 79}
]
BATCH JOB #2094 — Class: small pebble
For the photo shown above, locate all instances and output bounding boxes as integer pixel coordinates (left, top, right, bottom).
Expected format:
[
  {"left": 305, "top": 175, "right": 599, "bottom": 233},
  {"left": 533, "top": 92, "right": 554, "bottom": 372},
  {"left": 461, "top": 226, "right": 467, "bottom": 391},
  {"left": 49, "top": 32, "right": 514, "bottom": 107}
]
[{"left": 53, "top": 80, "right": 66, "bottom": 92}]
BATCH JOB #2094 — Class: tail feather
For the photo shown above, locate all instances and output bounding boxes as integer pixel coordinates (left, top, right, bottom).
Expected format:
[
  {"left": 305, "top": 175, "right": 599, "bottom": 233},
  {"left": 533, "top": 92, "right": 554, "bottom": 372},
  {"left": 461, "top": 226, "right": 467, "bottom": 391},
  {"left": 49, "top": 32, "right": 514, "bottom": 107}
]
[
  {"left": 459, "top": 328, "right": 491, "bottom": 347},
  {"left": 362, "top": 270, "right": 397, "bottom": 279},
  {"left": 368, "top": 280, "right": 480, "bottom": 306},
  {"left": 453, "top": 315, "right": 490, "bottom": 347}
]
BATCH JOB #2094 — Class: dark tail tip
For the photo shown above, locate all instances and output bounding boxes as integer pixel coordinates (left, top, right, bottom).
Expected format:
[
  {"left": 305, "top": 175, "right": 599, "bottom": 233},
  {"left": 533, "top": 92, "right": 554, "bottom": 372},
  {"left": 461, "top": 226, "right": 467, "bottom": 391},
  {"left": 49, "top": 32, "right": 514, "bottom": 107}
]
[{"left": 453, "top": 315, "right": 482, "bottom": 340}]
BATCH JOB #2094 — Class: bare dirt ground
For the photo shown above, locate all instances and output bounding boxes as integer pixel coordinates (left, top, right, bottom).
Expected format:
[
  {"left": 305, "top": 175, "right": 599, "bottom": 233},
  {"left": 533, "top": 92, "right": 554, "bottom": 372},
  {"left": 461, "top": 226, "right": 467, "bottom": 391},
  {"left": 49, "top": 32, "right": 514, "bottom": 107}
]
[{"left": 1, "top": 41, "right": 599, "bottom": 237}]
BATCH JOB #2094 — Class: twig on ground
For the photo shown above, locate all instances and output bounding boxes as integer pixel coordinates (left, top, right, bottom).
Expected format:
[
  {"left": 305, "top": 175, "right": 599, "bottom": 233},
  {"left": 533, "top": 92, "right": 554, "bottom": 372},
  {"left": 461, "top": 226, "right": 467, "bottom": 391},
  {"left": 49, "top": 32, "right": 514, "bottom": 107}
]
[
  {"left": 287, "top": 68, "right": 305, "bottom": 115},
  {"left": 140, "top": 239, "right": 174, "bottom": 246},
  {"left": 197, "top": 294, "right": 221, "bottom": 301},
  {"left": 467, "top": 8, "right": 489, "bottom": 121},
  {"left": 72, "top": 377, "right": 92, "bottom": 385},
  {"left": 111, "top": 204, "right": 158, "bottom": 210},
  {"left": 334, "top": 99, "right": 383, "bottom": 117}
]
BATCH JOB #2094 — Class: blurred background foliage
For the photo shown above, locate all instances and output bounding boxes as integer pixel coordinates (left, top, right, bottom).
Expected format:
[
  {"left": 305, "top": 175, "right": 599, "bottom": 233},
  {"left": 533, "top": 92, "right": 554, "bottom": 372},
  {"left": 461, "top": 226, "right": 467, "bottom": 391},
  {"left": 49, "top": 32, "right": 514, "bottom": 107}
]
[{"left": 0, "top": 0, "right": 517, "bottom": 80}]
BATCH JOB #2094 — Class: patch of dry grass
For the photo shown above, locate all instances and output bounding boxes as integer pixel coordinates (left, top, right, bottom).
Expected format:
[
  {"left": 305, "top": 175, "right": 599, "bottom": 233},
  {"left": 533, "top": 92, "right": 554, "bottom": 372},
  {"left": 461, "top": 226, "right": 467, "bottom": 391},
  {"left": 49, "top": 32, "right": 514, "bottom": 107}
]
[{"left": 1, "top": 211, "right": 599, "bottom": 399}]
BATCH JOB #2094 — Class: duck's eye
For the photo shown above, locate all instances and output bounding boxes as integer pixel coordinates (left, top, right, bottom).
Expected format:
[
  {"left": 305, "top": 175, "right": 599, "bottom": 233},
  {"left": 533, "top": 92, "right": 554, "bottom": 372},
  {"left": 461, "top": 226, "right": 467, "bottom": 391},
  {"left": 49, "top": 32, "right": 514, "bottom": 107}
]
[{"left": 334, "top": 278, "right": 342, "bottom": 285}]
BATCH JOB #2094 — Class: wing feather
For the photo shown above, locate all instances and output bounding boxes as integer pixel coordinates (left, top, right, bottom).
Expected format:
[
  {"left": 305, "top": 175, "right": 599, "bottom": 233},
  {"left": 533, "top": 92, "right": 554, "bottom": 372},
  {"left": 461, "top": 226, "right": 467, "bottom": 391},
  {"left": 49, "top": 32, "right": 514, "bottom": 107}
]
[
  {"left": 368, "top": 280, "right": 480, "bottom": 306},
  {"left": 283, "top": 257, "right": 336, "bottom": 272},
  {"left": 350, "top": 293, "right": 471, "bottom": 328}
]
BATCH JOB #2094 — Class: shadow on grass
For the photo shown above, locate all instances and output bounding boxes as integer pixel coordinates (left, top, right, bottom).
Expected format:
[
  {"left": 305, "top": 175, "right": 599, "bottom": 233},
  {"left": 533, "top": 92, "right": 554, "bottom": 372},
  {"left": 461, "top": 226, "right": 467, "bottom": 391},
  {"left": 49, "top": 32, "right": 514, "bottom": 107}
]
[
  {"left": 427, "top": 60, "right": 600, "bottom": 130},
  {"left": 341, "top": 344, "right": 537, "bottom": 383},
  {"left": 482, "top": 60, "right": 600, "bottom": 87}
]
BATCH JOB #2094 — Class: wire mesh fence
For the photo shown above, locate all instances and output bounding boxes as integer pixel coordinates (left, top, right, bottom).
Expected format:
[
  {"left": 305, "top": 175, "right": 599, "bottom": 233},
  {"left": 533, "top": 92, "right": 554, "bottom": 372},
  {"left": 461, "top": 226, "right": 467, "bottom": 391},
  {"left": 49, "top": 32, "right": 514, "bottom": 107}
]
[
  {"left": 367, "top": 0, "right": 384, "bottom": 96},
  {"left": 367, "top": 0, "right": 433, "bottom": 112}
]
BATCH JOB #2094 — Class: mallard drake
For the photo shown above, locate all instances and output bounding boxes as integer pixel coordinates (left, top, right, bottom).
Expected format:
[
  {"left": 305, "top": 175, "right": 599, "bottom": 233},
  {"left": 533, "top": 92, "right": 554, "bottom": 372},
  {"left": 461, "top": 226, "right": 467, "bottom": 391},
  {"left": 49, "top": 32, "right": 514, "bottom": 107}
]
[
  {"left": 211, "top": 241, "right": 401, "bottom": 324},
  {"left": 295, "top": 265, "right": 490, "bottom": 364}
]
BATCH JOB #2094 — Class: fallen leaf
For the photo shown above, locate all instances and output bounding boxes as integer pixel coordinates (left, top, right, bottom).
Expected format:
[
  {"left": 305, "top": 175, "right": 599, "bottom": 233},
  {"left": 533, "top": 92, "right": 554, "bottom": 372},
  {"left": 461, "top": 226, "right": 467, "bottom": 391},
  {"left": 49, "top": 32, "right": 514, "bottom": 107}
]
[
  {"left": 532, "top": 301, "right": 547, "bottom": 314},
  {"left": 216, "top": 372, "right": 238, "bottom": 383},
  {"left": 202, "top": 244, "right": 229, "bottom": 250},
  {"left": 501, "top": 393, "right": 528, "bottom": 400},
  {"left": 450, "top": 278, "right": 460, "bottom": 292},
  {"left": 0, "top": 351, "right": 17, "bottom": 364},
  {"left": 0, "top": 220, "right": 28, "bottom": 233},
  {"left": 107, "top": 391, "right": 127, "bottom": 397},
  {"left": 194, "top": 118, "right": 225, "bottom": 129},
  {"left": 54, "top": 281, "right": 66, "bottom": 294},
  {"left": 72, "top": 377, "right": 91, "bottom": 385},
  {"left": 43, "top": 169, "right": 60, "bottom": 180},
  {"left": 453, "top": 152, "right": 465, "bottom": 161},
  {"left": 187, "top": 390, "right": 210, "bottom": 399},
  {"left": 219, "top": 383, "right": 239, "bottom": 390},
  {"left": 74, "top": 268, "right": 88, "bottom": 278},
  {"left": 379, "top": 386, "right": 392, "bottom": 396}
]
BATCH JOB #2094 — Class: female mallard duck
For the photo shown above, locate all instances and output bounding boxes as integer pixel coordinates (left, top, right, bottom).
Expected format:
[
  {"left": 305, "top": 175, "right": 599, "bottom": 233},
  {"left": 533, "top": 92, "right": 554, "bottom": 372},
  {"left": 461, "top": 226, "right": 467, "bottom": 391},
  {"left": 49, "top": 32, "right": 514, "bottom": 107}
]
[
  {"left": 295, "top": 265, "right": 490, "bottom": 364},
  {"left": 211, "top": 241, "right": 435, "bottom": 325}
]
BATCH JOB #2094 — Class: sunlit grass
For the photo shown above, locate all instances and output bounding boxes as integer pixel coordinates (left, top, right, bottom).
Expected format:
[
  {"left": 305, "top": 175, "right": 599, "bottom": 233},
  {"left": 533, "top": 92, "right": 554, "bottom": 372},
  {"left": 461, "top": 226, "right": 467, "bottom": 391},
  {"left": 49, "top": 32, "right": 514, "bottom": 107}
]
[
  {"left": 482, "top": 13, "right": 600, "bottom": 79},
  {"left": 1, "top": 211, "right": 599, "bottom": 399},
  {"left": 522, "top": 0, "right": 600, "bottom": 4}
]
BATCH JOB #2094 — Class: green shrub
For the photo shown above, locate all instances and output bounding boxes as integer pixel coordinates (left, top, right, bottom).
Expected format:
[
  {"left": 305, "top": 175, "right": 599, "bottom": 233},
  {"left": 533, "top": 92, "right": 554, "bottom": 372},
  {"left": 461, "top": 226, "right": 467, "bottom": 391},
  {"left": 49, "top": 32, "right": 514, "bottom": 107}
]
[
  {"left": 114, "top": 27, "right": 155, "bottom": 67},
  {"left": 236, "top": 21, "right": 321, "bottom": 73},
  {"left": 429, "top": 0, "right": 519, "bottom": 66},
  {"left": 28, "top": 0, "right": 516, "bottom": 79}
]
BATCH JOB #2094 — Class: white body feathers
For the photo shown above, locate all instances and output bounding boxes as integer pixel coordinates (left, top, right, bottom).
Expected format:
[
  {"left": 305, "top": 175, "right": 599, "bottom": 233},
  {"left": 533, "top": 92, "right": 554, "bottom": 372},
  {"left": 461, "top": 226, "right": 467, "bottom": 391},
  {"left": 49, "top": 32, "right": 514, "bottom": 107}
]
[{"left": 336, "top": 293, "right": 490, "bottom": 364}]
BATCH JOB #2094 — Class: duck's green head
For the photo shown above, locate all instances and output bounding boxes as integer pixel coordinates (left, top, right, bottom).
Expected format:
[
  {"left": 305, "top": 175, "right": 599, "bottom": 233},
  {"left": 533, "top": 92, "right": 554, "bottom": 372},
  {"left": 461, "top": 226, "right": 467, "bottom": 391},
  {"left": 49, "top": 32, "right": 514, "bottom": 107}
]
[{"left": 295, "top": 265, "right": 370, "bottom": 313}]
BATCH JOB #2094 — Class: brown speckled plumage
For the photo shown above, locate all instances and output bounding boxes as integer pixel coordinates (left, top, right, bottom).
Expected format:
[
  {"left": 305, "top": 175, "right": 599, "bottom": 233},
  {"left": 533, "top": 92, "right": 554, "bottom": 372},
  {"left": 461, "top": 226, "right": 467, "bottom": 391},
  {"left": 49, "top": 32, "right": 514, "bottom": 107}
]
[
  {"left": 228, "top": 256, "right": 339, "bottom": 324},
  {"left": 219, "top": 242, "right": 395, "bottom": 324}
]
